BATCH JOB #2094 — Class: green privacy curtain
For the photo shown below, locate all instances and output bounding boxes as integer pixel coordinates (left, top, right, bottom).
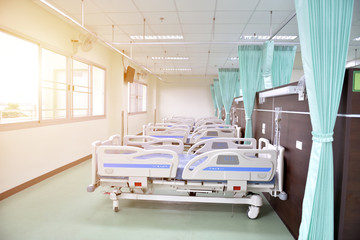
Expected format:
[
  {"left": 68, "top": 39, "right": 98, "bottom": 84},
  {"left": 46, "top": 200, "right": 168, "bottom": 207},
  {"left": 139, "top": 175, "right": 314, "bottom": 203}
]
[
  {"left": 238, "top": 45, "right": 263, "bottom": 138},
  {"left": 210, "top": 84, "right": 218, "bottom": 116},
  {"left": 262, "top": 40, "right": 274, "bottom": 89},
  {"left": 272, "top": 46, "right": 297, "bottom": 88},
  {"left": 213, "top": 79, "right": 223, "bottom": 119},
  {"left": 218, "top": 68, "right": 239, "bottom": 124},
  {"left": 296, "top": 0, "right": 354, "bottom": 239}
]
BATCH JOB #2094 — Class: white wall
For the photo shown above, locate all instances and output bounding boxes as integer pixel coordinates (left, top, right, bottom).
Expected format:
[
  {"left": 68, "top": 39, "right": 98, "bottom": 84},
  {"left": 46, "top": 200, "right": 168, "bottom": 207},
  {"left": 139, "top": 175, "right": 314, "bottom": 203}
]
[
  {"left": 0, "top": 0, "right": 156, "bottom": 193},
  {"left": 290, "top": 51, "right": 304, "bottom": 83},
  {"left": 157, "top": 76, "right": 216, "bottom": 122}
]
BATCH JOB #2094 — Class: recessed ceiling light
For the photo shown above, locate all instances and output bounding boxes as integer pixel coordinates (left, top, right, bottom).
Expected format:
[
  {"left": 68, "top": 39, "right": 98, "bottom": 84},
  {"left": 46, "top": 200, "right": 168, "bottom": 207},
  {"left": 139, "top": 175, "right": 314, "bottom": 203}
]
[
  {"left": 354, "top": 37, "right": 360, "bottom": 41},
  {"left": 240, "top": 35, "right": 297, "bottom": 40},
  {"left": 228, "top": 57, "right": 239, "bottom": 61},
  {"left": 130, "top": 35, "right": 183, "bottom": 40},
  {"left": 152, "top": 56, "right": 189, "bottom": 60}
]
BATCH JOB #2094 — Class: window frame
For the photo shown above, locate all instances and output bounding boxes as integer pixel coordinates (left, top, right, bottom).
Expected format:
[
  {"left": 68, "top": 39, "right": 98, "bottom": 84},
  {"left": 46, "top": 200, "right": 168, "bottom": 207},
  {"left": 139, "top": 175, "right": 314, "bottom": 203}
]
[
  {"left": 128, "top": 80, "right": 147, "bottom": 115},
  {"left": 0, "top": 29, "right": 106, "bottom": 131}
]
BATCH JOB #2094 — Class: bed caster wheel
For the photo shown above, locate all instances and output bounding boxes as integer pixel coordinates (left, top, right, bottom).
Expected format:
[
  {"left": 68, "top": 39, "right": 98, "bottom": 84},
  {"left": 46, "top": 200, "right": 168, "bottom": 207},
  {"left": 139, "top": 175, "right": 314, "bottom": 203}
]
[
  {"left": 279, "top": 191, "right": 288, "bottom": 201},
  {"left": 247, "top": 206, "right": 260, "bottom": 219},
  {"left": 87, "top": 184, "right": 95, "bottom": 192},
  {"left": 113, "top": 207, "right": 119, "bottom": 212}
]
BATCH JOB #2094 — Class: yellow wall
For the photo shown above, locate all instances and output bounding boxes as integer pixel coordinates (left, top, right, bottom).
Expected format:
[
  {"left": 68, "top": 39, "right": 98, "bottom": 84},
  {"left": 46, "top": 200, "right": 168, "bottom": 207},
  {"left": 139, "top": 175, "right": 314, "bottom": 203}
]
[{"left": 0, "top": 0, "right": 155, "bottom": 193}]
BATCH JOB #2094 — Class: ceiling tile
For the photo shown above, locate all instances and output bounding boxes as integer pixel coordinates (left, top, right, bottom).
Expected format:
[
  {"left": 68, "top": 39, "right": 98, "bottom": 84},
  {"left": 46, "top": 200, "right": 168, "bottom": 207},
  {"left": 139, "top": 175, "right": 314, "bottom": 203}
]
[
  {"left": 216, "top": 0, "right": 259, "bottom": 11},
  {"left": 118, "top": 25, "right": 154, "bottom": 35},
  {"left": 257, "top": 0, "right": 295, "bottom": 11},
  {"left": 132, "top": 46, "right": 165, "bottom": 55},
  {"left": 150, "top": 24, "right": 182, "bottom": 35},
  {"left": 249, "top": 11, "right": 293, "bottom": 24},
  {"left": 73, "top": 13, "right": 113, "bottom": 26},
  {"left": 50, "top": 0, "right": 100, "bottom": 14},
  {"left": 352, "top": 0, "right": 360, "bottom": 25},
  {"left": 175, "top": 0, "right": 216, "bottom": 12},
  {"left": 241, "top": 23, "right": 272, "bottom": 35},
  {"left": 88, "top": 25, "right": 113, "bottom": 35},
  {"left": 142, "top": 12, "right": 179, "bottom": 25},
  {"left": 222, "top": 61, "right": 238, "bottom": 68},
  {"left": 212, "top": 34, "right": 240, "bottom": 42},
  {"left": 215, "top": 23, "right": 245, "bottom": 34},
  {"left": 182, "top": 24, "right": 213, "bottom": 34},
  {"left": 161, "top": 47, "right": 188, "bottom": 56},
  {"left": 277, "top": 24, "right": 299, "bottom": 35},
  {"left": 186, "top": 45, "right": 211, "bottom": 53},
  {"left": 215, "top": 11, "right": 252, "bottom": 24},
  {"left": 133, "top": 0, "right": 177, "bottom": 12},
  {"left": 92, "top": 0, "right": 138, "bottom": 12},
  {"left": 183, "top": 33, "right": 211, "bottom": 41},
  {"left": 210, "top": 45, "right": 235, "bottom": 53},
  {"left": 102, "top": 34, "right": 131, "bottom": 42},
  {"left": 178, "top": 12, "right": 214, "bottom": 24},
  {"left": 107, "top": 12, "right": 144, "bottom": 25}
]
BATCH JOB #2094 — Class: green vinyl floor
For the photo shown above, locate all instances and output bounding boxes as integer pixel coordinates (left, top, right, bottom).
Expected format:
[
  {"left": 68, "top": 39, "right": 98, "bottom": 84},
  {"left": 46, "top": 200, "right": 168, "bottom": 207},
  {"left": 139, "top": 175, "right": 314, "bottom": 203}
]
[{"left": 0, "top": 160, "right": 294, "bottom": 240}]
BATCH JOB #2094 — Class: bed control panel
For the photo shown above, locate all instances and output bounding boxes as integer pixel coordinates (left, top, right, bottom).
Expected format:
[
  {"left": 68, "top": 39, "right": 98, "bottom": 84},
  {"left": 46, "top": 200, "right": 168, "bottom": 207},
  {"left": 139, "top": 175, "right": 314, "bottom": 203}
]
[
  {"left": 206, "top": 131, "right": 218, "bottom": 136},
  {"left": 216, "top": 155, "right": 239, "bottom": 165},
  {"left": 211, "top": 142, "right": 229, "bottom": 149}
]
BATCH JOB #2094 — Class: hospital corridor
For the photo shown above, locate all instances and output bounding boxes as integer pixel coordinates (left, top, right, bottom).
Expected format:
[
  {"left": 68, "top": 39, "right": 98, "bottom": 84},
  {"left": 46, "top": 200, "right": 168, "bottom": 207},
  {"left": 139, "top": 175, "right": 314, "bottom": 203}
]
[{"left": 0, "top": 0, "right": 359, "bottom": 240}]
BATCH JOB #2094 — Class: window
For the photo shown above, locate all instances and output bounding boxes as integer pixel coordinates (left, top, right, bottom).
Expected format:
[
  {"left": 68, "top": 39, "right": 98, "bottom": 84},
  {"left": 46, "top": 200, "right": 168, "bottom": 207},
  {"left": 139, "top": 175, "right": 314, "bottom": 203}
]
[
  {"left": 128, "top": 81, "right": 147, "bottom": 113},
  {"left": 0, "top": 31, "right": 39, "bottom": 123},
  {"left": 41, "top": 49, "right": 67, "bottom": 120},
  {"left": 0, "top": 30, "right": 106, "bottom": 127},
  {"left": 72, "top": 60, "right": 90, "bottom": 117}
]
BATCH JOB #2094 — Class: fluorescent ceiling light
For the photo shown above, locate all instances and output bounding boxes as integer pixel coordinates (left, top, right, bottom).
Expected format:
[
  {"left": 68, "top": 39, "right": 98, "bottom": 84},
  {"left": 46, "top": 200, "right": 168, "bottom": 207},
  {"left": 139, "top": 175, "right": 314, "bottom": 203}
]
[
  {"left": 228, "top": 57, "right": 239, "bottom": 61},
  {"left": 353, "top": 37, "right": 360, "bottom": 41},
  {"left": 240, "top": 35, "right": 297, "bottom": 40},
  {"left": 130, "top": 35, "right": 183, "bottom": 40},
  {"left": 152, "top": 56, "right": 189, "bottom": 60},
  {"left": 163, "top": 68, "right": 192, "bottom": 71}
]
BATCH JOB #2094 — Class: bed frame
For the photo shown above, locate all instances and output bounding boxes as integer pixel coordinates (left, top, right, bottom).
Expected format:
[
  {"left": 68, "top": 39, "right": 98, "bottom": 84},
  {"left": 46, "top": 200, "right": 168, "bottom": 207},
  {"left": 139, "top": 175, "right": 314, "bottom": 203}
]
[
  {"left": 189, "top": 127, "right": 238, "bottom": 144},
  {"left": 123, "top": 135, "right": 184, "bottom": 154},
  {"left": 87, "top": 136, "right": 287, "bottom": 219}
]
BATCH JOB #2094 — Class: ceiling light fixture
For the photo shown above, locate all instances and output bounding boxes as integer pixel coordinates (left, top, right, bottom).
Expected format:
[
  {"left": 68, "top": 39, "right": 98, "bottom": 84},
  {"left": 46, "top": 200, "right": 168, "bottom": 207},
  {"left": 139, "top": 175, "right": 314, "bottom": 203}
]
[
  {"left": 240, "top": 35, "right": 297, "bottom": 40},
  {"left": 152, "top": 56, "right": 189, "bottom": 60},
  {"left": 228, "top": 57, "right": 239, "bottom": 61},
  {"left": 130, "top": 35, "right": 183, "bottom": 40}
]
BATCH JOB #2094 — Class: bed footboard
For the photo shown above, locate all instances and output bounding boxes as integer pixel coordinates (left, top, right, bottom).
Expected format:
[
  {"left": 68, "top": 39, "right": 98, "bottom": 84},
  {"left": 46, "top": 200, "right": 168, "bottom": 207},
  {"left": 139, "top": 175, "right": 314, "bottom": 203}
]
[
  {"left": 182, "top": 149, "right": 276, "bottom": 182},
  {"left": 97, "top": 145, "right": 179, "bottom": 179}
]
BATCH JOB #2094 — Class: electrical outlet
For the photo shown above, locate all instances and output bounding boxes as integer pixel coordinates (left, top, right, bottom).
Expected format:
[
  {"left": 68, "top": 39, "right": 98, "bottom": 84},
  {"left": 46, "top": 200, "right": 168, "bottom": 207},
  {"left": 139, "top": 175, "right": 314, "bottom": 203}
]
[
  {"left": 262, "top": 123, "right": 266, "bottom": 134},
  {"left": 296, "top": 140, "right": 303, "bottom": 150}
]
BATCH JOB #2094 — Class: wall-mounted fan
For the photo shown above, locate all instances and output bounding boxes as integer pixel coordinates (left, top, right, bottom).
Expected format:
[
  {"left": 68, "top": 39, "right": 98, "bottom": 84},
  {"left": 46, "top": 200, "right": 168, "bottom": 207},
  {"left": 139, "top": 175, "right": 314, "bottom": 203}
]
[{"left": 71, "top": 33, "right": 97, "bottom": 54}]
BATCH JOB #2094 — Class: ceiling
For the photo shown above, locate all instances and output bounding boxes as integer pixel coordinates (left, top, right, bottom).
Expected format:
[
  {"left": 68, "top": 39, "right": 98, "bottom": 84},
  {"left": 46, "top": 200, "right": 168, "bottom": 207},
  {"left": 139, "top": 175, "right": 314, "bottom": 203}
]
[{"left": 41, "top": 0, "right": 360, "bottom": 79}]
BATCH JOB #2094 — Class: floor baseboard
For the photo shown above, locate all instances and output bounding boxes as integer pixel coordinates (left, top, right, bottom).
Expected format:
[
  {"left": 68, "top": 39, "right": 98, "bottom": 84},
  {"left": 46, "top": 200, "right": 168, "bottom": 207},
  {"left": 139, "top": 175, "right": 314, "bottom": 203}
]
[{"left": 0, "top": 155, "right": 91, "bottom": 201}]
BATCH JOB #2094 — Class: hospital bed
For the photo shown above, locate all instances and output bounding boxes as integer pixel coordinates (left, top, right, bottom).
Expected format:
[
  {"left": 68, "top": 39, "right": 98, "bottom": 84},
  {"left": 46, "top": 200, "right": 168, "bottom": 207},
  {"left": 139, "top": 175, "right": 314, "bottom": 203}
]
[
  {"left": 163, "top": 116, "right": 195, "bottom": 127},
  {"left": 195, "top": 118, "right": 225, "bottom": 127},
  {"left": 143, "top": 123, "right": 191, "bottom": 135},
  {"left": 87, "top": 136, "right": 287, "bottom": 219},
  {"left": 123, "top": 135, "right": 184, "bottom": 154},
  {"left": 143, "top": 125, "right": 189, "bottom": 143},
  {"left": 187, "top": 137, "right": 256, "bottom": 154},
  {"left": 189, "top": 127, "right": 238, "bottom": 144}
]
